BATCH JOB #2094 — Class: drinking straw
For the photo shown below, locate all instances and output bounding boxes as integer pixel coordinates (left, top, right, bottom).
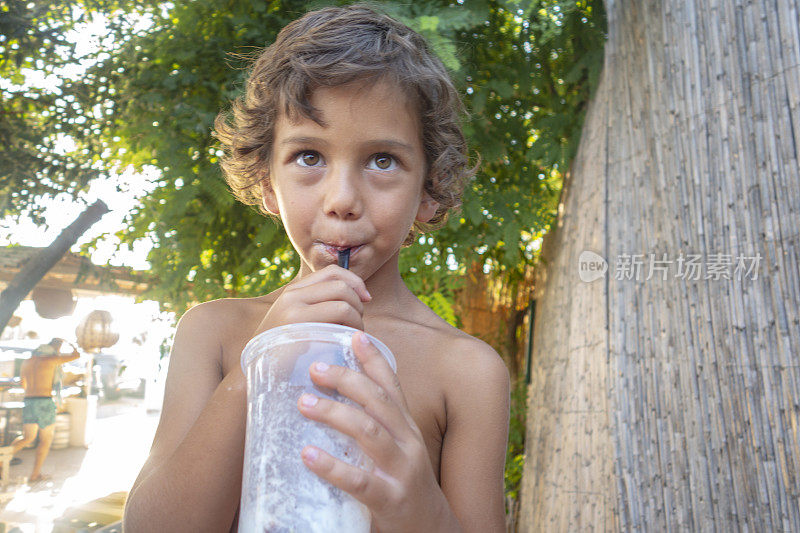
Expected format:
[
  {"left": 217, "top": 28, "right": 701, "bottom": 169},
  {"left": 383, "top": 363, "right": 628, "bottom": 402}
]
[{"left": 338, "top": 248, "right": 350, "bottom": 269}]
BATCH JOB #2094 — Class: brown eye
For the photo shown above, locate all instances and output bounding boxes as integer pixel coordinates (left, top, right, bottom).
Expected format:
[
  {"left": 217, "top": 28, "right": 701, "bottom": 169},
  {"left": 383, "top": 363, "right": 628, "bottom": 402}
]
[
  {"left": 372, "top": 154, "right": 395, "bottom": 170},
  {"left": 298, "top": 152, "right": 320, "bottom": 166}
]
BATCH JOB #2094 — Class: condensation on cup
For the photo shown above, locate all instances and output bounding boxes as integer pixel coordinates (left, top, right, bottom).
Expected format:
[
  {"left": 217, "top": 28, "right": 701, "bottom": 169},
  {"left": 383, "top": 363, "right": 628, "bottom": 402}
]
[{"left": 239, "top": 322, "right": 397, "bottom": 532}]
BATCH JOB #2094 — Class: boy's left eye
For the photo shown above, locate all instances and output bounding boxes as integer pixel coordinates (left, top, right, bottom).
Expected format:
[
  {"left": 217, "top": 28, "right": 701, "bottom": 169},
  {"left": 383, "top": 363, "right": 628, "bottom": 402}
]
[{"left": 367, "top": 154, "right": 397, "bottom": 171}]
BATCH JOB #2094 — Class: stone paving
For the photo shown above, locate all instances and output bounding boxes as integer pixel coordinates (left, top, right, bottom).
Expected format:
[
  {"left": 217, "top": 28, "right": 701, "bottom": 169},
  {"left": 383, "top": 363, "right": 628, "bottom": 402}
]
[{"left": 0, "top": 398, "right": 159, "bottom": 532}]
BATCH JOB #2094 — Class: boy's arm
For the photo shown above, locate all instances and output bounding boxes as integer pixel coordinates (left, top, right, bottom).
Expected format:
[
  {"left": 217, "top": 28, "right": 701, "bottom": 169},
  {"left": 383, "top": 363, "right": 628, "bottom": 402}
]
[
  {"left": 123, "top": 302, "right": 247, "bottom": 532},
  {"left": 439, "top": 340, "right": 510, "bottom": 532}
]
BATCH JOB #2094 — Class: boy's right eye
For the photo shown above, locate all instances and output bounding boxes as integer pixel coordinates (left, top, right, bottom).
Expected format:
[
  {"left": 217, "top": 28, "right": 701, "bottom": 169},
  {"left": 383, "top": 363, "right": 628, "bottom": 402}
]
[{"left": 295, "top": 151, "right": 323, "bottom": 167}]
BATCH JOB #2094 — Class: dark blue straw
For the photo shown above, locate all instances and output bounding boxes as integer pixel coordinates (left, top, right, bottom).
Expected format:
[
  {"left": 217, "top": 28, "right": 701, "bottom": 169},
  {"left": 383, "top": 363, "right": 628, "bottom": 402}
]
[{"left": 337, "top": 248, "right": 350, "bottom": 269}]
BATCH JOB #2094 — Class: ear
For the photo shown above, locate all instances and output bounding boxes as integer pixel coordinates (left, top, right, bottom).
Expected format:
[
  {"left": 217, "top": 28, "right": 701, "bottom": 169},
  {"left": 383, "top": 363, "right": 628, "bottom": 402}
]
[
  {"left": 260, "top": 180, "right": 279, "bottom": 216},
  {"left": 415, "top": 193, "right": 439, "bottom": 223}
]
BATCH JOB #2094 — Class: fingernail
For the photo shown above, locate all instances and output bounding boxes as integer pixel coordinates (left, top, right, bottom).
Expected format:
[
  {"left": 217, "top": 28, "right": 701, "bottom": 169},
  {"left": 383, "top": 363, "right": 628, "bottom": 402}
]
[
  {"left": 358, "top": 332, "right": 370, "bottom": 346},
  {"left": 303, "top": 447, "right": 319, "bottom": 463},
  {"left": 300, "top": 393, "right": 318, "bottom": 407},
  {"left": 315, "top": 362, "right": 329, "bottom": 372}
]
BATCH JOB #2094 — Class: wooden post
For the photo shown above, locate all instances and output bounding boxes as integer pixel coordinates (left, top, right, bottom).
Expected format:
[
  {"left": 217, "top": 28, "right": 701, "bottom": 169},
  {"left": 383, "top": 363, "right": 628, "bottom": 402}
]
[
  {"left": 0, "top": 199, "right": 110, "bottom": 335},
  {"left": 525, "top": 299, "right": 535, "bottom": 385}
]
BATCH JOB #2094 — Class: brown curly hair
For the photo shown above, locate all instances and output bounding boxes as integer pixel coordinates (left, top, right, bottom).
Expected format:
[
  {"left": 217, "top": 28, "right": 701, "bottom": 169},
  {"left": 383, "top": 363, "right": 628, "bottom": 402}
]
[{"left": 214, "top": 4, "right": 475, "bottom": 239}]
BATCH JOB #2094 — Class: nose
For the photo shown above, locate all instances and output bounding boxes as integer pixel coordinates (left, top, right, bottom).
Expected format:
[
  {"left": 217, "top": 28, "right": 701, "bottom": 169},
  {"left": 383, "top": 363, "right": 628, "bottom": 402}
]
[{"left": 322, "top": 163, "right": 363, "bottom": 220}]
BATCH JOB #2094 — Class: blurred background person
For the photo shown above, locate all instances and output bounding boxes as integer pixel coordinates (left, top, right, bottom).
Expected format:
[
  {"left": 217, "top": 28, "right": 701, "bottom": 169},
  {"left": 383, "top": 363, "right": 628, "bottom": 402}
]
[{"left": 7, "top": 338, "right": 80, "bottom": 481}]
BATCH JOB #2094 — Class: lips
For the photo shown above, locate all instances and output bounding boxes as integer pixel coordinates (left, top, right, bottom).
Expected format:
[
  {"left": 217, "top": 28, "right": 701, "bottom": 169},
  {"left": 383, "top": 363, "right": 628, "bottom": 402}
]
[{"left": 317, "top": 242, "right": 364, "bottom": 259}]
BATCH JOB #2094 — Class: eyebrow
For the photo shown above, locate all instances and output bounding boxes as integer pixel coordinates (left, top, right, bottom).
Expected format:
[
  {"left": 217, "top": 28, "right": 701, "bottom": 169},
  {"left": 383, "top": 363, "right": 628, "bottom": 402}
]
[
  {"left": 280, "top": 136, "right": 416, "bottom": 153},
  {"left": 280, "top": 136, "right": 328, "bottom": 147}
]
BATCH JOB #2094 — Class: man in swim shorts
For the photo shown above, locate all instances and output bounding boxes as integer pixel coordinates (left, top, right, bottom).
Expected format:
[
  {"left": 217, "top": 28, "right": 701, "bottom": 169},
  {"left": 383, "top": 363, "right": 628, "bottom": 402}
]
[
  {"left": 6, "top": 338, "right": 80, "bottom": 482},
  {"left": 23, "top": 397, "right": 57, "bottom": 428}
]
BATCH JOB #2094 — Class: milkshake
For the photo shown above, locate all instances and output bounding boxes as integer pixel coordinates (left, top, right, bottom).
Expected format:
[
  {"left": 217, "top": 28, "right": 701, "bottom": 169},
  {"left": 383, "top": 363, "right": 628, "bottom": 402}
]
[{"left": 239, "top": 323, "right": 396, "bottom": 532}]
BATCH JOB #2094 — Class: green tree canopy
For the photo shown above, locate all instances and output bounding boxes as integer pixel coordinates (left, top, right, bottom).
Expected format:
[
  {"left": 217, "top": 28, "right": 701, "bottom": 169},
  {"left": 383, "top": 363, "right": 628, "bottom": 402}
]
[
  {"left": 3, "top": 0, "right": 606, "bottom": 312},
  {"left": 0, "top": 0, "right": 141, "bottom": 222}
]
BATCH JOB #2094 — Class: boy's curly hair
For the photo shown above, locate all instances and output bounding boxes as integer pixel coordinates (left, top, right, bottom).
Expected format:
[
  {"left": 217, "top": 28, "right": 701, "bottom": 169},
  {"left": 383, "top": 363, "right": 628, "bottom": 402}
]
[{"left": 214, "top": 4, "right": 475, "bottom": 240}]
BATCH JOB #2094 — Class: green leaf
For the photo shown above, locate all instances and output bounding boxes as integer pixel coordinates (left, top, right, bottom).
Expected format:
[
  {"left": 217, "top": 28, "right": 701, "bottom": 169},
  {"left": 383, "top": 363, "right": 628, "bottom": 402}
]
[
  {"left": 418, "top": 291, "right": 458, "bottom": 327},
  {"left": 418, "top": 15, "right": 439, "bottom": 32}
]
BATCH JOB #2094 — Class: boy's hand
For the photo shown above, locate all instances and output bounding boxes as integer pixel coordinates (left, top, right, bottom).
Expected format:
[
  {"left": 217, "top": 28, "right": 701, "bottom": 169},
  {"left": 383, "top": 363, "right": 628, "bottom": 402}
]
[
  {"left": 254, "top": 265, "right": 372, "bottom": 334},
  {"left": 297, "top": 332, "right": 461, "bottom": 532}
]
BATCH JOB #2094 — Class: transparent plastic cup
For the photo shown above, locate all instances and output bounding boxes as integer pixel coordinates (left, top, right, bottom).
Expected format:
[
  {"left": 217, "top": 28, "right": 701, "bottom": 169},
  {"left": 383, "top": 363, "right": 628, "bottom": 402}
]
[{"left": 238, "top": 322, "right": 396, "bottom": 532}]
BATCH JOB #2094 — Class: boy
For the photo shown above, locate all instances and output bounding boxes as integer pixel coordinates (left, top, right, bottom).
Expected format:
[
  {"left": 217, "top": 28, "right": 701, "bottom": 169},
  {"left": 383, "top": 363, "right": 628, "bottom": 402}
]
[{"left": 124, "top": 5, "right": 509, "bottom": 532}]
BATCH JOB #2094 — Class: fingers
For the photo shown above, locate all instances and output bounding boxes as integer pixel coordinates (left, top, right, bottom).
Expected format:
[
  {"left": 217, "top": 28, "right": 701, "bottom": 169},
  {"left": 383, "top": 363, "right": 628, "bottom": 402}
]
[
  {"left": 300, "top": 445, "right": 399, "bottom": 511},
  {"left": 259, "top": 265, "right": 370, "bottom": 332},
  {"left": 289, "top": 265, "right": 371, "bottom": 302},
  {"left": 305, "top": 301, "right": 364, "bottom": 330},
  {"left": 297, "top": 392, "right": 402, "bottom": 469},
  {"left": 303, "top": 279, "right": 365, "bottom": 314},
  {"left": 351, "top": 332, "right": 414, "bottom": 421},
  {"left": 306, "top": 346, "right": 419, "bottom": 444}
]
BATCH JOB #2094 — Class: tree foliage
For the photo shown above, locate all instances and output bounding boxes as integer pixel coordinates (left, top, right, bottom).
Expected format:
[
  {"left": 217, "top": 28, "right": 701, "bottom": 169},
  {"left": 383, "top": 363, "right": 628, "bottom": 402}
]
[
  {"left": 3, "top": 0, "right": 606, "bottom": 314},
  {"left": 414, "top": 0, "right": 606, "bottom": 307},
  {"left": 0, "top": 0, "right": 142, "bottom": 222}
]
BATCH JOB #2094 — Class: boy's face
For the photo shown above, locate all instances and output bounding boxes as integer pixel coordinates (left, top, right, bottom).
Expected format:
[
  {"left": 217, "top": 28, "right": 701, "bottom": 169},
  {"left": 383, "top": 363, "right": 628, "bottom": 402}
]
[{"left": 263, "top": 79, "right": 438, "bottom": 280}]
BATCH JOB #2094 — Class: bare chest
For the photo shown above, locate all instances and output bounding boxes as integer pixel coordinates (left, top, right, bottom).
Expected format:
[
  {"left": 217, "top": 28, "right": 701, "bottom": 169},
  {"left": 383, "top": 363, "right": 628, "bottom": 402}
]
[{"left": 376, "top": 329, "right": 446, "bottom": 481}]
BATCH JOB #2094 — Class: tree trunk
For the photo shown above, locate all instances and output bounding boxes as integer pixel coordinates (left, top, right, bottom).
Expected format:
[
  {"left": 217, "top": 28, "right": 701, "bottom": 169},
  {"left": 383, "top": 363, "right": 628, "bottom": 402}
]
[
  {"left": 0, "top": 199, "right": 110, "bottom": 335},
  {"left": 519, "top": 0, "right": 800, "bottom": 530}
]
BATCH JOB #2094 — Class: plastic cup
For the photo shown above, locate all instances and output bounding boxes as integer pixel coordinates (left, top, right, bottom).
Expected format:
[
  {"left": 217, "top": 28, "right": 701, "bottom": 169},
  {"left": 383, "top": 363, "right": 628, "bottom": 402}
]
[{"left": 238, "top": 322, "right": 396, "bottom": 532}]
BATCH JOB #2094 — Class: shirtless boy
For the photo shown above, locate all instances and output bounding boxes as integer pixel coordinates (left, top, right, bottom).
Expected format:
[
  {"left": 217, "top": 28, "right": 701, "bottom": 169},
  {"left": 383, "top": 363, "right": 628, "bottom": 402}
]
[
  {"left": 7, "top": 338, "right": 79, "bottom": 481},
  {"left": 124, "top": 5, "right": 510, "bottom": 531}
]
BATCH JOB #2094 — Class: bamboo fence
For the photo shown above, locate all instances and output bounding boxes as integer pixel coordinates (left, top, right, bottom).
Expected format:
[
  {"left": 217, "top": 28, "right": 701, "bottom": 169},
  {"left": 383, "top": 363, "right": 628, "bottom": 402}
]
[{"left": 519, "top": 0, "right": 800, "bottom": 530}]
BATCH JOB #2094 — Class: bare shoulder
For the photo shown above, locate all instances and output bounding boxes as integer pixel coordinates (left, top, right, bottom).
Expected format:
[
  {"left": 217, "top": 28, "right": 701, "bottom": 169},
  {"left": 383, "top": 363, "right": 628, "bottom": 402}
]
[
  {"left": 403, "top": 298, "right": 507, "bottom": 379},
  {"left": 179, "top": 296, "right": 267, "bottom": 332},
  {"left": 440, "top": 329, "right": 509, "bottom": 401},
  {"left": 384, "top": 297, "right": 509, "bottom": 403},
  {"left": 180, "top": 297, "right": 268, "bottom": 327},
  {"left": 176, "top": 295, "right": 276, "bottom": 373},
  {"left": 418, "top": 302, "right": 508, "bottom": 413}
]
